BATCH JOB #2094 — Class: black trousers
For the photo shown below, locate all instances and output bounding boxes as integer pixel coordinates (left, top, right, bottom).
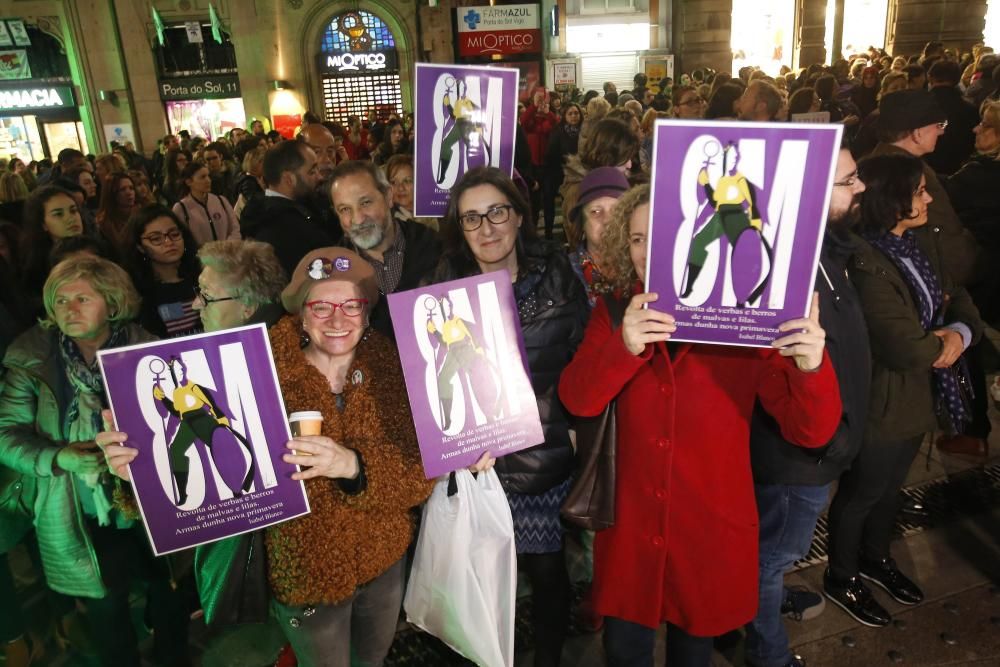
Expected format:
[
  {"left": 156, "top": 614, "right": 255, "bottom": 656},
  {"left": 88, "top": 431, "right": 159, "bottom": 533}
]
[
  {"left": 826, "top": 434, "right": 924, "bottom": 580},
  {"left": 519, "top": 550, "right": 571, "bottom": 667},
  {"left": 79, "top": 521, "right": 190, "bottom": 666}
]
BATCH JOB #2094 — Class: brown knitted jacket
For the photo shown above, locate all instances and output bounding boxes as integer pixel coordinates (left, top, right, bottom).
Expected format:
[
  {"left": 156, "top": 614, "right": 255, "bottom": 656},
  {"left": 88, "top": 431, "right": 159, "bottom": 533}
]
[{"left": 265, "top": 315, "right": 434, "bottom": 607}]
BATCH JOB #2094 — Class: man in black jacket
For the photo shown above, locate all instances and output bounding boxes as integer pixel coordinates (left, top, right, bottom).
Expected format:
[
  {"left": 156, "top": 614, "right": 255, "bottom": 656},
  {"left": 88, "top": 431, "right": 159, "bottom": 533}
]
[
  {"left": 240, "top": 141, "right": 341, "bottom": 276},
  {"left": 329, "top": 160, "right": 441, "bottom": 337},
  {"left": 745, "top": 147, "right": 872, "bottom": 667},
  {"left": 926, "top": 60, "right": 980, "bottom": 176}
]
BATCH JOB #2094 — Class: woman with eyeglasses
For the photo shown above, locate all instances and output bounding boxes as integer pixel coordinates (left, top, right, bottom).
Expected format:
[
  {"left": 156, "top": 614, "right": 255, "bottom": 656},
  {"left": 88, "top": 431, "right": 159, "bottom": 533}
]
[
  {"left": 428, "top": 167, "right": 589, "bottom": 666},
  {"left": 126, "top": 205, "right": 203, "bottom": 338},
  {"left": 103, "top": 246, "right": 434, "bottom": 665},
  {"left": 671, "top": 85, "right": 707, "bottom": 119},
  {"left": 385, "top": 153, "right": 438, "bottom": 231}
]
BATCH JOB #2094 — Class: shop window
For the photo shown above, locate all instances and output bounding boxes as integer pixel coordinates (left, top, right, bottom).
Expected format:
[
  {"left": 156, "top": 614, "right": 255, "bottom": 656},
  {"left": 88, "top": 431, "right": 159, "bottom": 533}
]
[
  {"left": 320, "top": 11, "right": 395, "bottom": 52},
  {"left": 321, "top": 73, "right": 402, "bottom": 125},
  {"left": 156, "top": 23, "right": 237, "bottom": 76},
  {"left": 731, "top": 0, "right": 794, "bottom": 76},
  {"left": 828, "top": 0, "right": 889, "bottom": 61}
]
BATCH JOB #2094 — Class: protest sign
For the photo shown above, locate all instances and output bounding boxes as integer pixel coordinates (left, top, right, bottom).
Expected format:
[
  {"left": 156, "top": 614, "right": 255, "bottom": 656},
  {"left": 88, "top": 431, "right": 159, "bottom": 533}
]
[
  {"left": 98, "top": 324, "right": 309, "bottom": 555},
  {"left": 646, "top": 120, "right": 842, "bottom": 347},
  {"left": 388, "top": 271, "right": 544, "bottom": 478},
  {"left": 413, "top": 63, "right": 518, "bottom": 218}
]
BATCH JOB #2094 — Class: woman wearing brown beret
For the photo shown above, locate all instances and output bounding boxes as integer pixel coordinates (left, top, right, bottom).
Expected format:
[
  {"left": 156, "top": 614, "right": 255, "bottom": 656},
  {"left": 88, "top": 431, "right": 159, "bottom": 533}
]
[{"left": 104, "top": 247, "right": 433, "bottom": 667}]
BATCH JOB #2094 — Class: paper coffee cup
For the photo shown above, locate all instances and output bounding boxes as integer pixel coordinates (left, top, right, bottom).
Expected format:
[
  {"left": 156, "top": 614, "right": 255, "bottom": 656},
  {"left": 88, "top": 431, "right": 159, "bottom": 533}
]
[{"left": 288, "top": 411, "right": 323, "bottom": 437}]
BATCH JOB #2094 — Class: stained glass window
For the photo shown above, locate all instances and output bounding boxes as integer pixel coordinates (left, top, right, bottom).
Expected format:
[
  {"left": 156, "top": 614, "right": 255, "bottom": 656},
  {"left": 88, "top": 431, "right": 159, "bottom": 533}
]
[{"left": 320, "top": 11, "right": 396, "bottom": 53}]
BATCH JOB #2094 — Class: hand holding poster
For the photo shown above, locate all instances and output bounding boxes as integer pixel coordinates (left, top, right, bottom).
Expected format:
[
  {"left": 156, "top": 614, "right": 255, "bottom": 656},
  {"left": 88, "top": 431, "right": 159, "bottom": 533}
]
[
  {"left": 646, "top": 120, "right": 842, "bottom": 347},
  {"left": 414, "top": 63, "right": 519, "bottom": 218},
  {"left": 387, "top": 271, "right": 545, "bottom": 478},
  {"left": 98, "top": 324, "right": 309, "bottom": 555}
]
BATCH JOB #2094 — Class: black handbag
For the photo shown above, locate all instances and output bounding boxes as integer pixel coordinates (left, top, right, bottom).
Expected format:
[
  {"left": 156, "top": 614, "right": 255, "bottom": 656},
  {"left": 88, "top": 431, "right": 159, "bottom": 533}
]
[
  {"left": 195, "top": 529, "right": 270, "bottom": 627},
  {"left": 560, "top": 402, "right": 617, "bottom": 530},
  {"left": 559, "top": 295, "right": 627, "bottom": 531}
]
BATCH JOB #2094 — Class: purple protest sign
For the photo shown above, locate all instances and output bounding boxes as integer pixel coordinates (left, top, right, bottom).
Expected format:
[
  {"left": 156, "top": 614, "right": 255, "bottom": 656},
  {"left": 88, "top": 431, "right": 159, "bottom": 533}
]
[
  {"left": 646, "top": 120, "right": 842, "bottom": 347},
  {"left": 97, "top": 324, "right": 309, "bottom": 555},
  {"left": 413, "top": 63, "right": 519, "bottom": 218},
  {"left": 387, "top": 271, "right": 544, "bottom": 478}
]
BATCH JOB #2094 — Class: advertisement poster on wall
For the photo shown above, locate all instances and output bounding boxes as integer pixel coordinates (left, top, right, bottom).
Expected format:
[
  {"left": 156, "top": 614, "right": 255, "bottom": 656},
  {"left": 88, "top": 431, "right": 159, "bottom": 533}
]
[
  {"left": 98, "top": 324, "right": 310, "bottom": 555},
  {"left": 413, "top": 62, "right": 519, "bottom": 218},
  {"left": 645, "top": 120, "right": 841, "bottom": 347},
  {"left": 456, "top": 4, "right": 542, "bottom": 58},
  {"left": 387, "top": 271, "right": 545, "bottom": 478}
]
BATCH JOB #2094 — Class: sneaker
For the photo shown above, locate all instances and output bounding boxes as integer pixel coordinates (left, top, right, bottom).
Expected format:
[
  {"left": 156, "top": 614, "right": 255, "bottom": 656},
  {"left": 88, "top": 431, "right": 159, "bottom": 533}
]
[
  {"left": 822, "top": 569, "right": 891, "bottom": 627},
  {"left": 859, "top": 557, "right": 924, "bottom": 605},
  {"left": 781, "top": 585, "right": 826, "bottom": 621}
]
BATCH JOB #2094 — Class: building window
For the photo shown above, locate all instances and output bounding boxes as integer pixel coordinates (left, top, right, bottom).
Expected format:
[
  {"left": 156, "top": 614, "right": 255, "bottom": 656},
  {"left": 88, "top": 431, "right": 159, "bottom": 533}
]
[
  {"left": 321, "top": 73, "right": 402, "bottom": 125},
  {"left": 320, "top": 11, "right": 395, "bottom": 52},
  {"left": 156, "top": 23, "right": 237, "bottom": 76}
]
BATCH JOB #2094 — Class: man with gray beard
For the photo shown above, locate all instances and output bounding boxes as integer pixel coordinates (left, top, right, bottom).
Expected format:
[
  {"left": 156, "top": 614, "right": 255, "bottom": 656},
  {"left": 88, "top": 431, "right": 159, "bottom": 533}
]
[{"left": 329, "top": 160, "right": 441, "bottom": 337}]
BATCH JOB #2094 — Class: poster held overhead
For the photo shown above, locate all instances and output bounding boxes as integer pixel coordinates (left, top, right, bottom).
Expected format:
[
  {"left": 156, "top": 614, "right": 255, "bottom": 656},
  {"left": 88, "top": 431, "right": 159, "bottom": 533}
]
[
  {"left": 646, "top": 120, "right": 842, "bottom": 347},
  {"left": 98, "top": 324, "right": 309, "bottom": 555},
  {"left": 413, "top": 63, "right": 519, "bottom": 218},
  {"left": 387, "top": 271, "right": 544, "bottom": 478}
]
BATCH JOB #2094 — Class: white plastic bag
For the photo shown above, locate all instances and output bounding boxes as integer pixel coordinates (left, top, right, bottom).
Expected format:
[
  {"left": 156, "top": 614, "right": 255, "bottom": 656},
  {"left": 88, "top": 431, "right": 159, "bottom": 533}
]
[{"left": 404, "top": 468, "right": 516, "bottom": 667}]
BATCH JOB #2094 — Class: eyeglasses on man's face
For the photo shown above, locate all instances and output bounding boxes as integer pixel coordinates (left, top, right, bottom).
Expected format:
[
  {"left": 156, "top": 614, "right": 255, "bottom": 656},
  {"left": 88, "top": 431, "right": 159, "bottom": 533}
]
[
  {"left": 142, "top": 229, "right": 183, "bottom": 246},
  {"left": 833, "top": 171, "right": 859, "bottom": 187},
  {"left": 304, "top": 298, "right": 368, "bottom": 319},
  {"left": 458, "top": 204, "right": 514, "bottom": 232}
]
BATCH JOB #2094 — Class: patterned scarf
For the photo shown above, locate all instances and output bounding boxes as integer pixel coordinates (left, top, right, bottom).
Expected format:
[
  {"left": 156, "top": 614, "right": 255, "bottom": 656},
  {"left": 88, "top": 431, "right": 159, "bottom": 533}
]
[
  {"left": 869, "top": 230, "right": 970, "bottom": 431},
  {"left": 59, "top": 325, "right": 129, "bottom": 525},
  {"left": 569, "top": 248, "right": 615, "bottom": 308}
]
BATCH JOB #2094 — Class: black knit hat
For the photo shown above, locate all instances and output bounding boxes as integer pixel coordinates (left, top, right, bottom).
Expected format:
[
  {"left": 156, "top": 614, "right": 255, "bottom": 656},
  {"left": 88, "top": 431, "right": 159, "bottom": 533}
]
[{"left": 877, "top": 90, "right": 947, "bottom": 135}]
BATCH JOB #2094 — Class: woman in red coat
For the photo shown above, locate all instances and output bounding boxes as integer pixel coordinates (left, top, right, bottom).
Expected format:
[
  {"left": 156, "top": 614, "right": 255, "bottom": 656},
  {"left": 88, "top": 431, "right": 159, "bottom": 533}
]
[{"left": 557, "top": 184, "right": 842, "bottom": 666}]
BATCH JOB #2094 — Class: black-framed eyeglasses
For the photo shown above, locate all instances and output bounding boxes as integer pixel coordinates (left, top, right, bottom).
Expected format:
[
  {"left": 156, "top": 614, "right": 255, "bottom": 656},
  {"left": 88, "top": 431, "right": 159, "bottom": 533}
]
[
  {"left": 194, "top": 284, "right": 238, "bottom": 306},
  {"left": 458, "top": 204, "right": 514, "bottom": 231},
  {"left": 304, "top": 298, "right": 369, "bottom": 319},
  {"left": 142, "top": 229, "right": 183, "bottom": 246},
  {"left": 936, "top": 120, "right": 949, "bottom": 130}
]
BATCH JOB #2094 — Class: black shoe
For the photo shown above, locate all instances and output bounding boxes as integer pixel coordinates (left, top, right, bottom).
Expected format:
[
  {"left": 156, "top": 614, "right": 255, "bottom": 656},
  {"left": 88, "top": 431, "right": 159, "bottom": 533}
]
[
  {"left": 859, "top": 557, "right": 924, "bottom": 605},
  {"left": 823, "top": 569, "right": 891, "bottom": 627},
  {"left": 747, "top": 654, "right": 806, "bottom": 667},
  {"left": 781, "top": 585, "right": 826, "bottom": 621}
]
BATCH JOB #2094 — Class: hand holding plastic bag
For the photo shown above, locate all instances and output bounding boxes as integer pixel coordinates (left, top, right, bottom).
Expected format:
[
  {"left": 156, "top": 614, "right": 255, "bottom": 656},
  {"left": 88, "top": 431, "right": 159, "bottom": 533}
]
[{"left": 404, "top": 468, "right": 516, "bottom": 667}]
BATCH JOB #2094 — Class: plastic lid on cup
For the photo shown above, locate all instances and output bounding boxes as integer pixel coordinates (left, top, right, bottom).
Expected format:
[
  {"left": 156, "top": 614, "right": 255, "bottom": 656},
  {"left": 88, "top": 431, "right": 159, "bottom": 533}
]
[{"left": 288, "top": 411, "right": 323, "bottom": 421}]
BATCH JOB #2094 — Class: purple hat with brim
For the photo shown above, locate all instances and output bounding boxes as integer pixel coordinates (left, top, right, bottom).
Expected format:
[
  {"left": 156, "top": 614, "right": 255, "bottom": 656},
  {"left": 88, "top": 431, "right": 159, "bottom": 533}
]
[{"left": 570, "top": 167, "right": 630, "bottom": 224}]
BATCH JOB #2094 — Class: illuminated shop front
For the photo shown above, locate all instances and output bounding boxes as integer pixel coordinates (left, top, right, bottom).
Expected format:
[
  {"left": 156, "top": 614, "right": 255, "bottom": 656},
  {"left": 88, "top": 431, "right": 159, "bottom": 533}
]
[
  {"left": 731, "top": 0, "right": 795, "bottom": 76},
  {"left": 0, "top": 19, "right": 90, "bottom": 161},
  {"left": 159, "top": 74, "right": 246, "bottom": 139},
  {"left": 317, "top": 11, "right": 402, "bottom": 126},
  {"left": 155, "top": 20, "right": 245, "bottom": 139}
]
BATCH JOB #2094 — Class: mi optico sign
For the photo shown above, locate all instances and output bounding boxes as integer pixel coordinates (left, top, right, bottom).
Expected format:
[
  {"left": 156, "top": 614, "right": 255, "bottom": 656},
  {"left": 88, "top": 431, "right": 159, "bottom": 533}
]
[
  {"left": 456, "top": 4, "right": 542, "bottom": 57},
  {"left": 0, "top": 85, "right": 75, "bottom": 111},
  {"left": 317, "top": 49, "right": 399, "bottom": 75}
]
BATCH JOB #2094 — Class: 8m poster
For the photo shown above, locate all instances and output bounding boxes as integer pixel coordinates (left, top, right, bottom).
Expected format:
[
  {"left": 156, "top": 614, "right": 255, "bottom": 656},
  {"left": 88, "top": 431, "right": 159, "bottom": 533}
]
[
  {"left": 646, "top": 120, "right": 842, "bottom": 347},
  {"left": 98, "top": 324, "right": 309, "bottom": 555},
  {"left": 387, "top": 271, "right": 545, "bottom": 478},
  {"left": 413, "top": 63, "right": 519, "bottom": 218}
]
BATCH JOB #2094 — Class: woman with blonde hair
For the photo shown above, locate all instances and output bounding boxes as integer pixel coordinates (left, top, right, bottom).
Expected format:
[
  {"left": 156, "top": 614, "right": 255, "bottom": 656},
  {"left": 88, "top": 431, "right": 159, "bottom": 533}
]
[
  {"left": 558, "top": 184, "right": 839, "bottom": 666},
  {"left": 0, "top": 256, "right": 190, "bottom": 667}
]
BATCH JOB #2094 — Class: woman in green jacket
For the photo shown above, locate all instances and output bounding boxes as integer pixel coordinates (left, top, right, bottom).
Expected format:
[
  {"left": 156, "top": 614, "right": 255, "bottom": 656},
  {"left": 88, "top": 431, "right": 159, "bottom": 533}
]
[
  {"left": 0, "top": 256, "right": 189, "bottom": 666},
  {"left": 823, "top": 154, "right": 984, "bottom": 628}
]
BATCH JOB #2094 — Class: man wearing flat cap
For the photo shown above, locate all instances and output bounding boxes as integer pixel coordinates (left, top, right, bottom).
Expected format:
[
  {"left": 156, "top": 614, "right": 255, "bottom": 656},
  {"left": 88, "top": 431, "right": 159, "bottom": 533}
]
[{"left": 871, "top": 89, "right": 981, "bottom": 287}]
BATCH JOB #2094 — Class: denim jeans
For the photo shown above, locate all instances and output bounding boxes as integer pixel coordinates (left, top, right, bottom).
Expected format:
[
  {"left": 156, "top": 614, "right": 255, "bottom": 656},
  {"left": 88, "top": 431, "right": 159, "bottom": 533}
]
[
  {"left": 603, "top": 616, "right": 714, "bottom": 667},
  {"left": 745, "top": 482, "right": 831, "bottom": 667}
]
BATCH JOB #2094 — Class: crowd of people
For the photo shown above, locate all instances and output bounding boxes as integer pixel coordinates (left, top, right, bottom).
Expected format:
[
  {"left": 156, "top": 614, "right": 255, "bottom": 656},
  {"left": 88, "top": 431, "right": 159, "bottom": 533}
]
[{"left": 0, "top": 37, "right": 998, "bottom": 667}]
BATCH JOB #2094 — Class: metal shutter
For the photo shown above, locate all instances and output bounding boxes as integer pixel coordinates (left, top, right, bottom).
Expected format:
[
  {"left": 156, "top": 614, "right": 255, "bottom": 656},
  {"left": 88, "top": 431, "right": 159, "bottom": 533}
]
[{"left": 579, "top": 53, "right": 639, "bottom": 94}]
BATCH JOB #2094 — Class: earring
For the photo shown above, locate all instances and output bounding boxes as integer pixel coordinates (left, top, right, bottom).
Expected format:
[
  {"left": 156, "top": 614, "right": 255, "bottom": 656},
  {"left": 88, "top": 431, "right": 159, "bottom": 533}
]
[{"left": 299, "top": 328, "right": 311, "bottom": 349}]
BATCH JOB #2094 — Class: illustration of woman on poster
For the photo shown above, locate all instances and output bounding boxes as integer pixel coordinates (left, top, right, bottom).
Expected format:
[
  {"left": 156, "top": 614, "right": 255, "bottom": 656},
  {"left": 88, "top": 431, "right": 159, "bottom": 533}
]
[
  {"left": 151, "top": 356, "right": 255, "bottom": 506},
  {"left": 436, "top": 76, "right": 491, "bottom": 185},
  {"left": 680, "top": 141, "right": 774, "bottom": 306},
  {"left": 425, "top": 295, "right": 503, "bottom": 431}
]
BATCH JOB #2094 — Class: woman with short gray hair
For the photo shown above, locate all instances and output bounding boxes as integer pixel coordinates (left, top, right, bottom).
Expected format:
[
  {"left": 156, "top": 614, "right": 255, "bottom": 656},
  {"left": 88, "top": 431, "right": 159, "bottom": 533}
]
[{"left": 194, "top": 239, "right": 288, "bottom": 332}]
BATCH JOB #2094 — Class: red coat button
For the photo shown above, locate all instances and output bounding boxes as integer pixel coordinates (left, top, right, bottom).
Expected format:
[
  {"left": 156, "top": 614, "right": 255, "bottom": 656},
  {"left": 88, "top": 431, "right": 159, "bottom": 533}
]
[
  {"left": 657, "top": 438, "right": 670, "bottom": 449},
  {"left": 659, "top": 383, "right": 672, "bottom": 395},
  {"left": 651, "top": 536, "right": 665, "bottom": 547},
  {"left": 655, "top": 489, "right": 667, "bottom": 500}
]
